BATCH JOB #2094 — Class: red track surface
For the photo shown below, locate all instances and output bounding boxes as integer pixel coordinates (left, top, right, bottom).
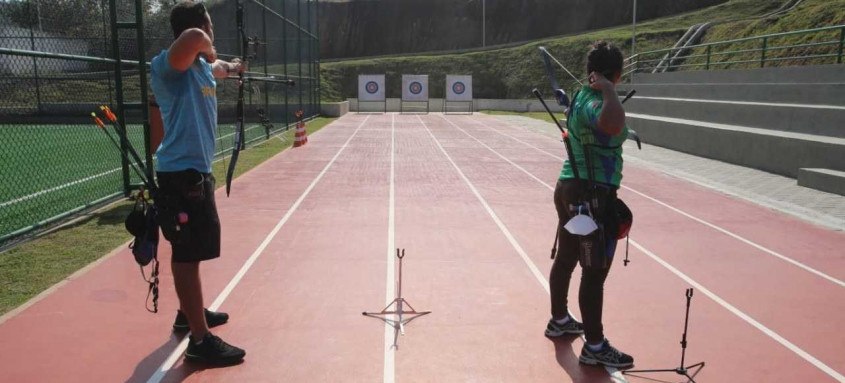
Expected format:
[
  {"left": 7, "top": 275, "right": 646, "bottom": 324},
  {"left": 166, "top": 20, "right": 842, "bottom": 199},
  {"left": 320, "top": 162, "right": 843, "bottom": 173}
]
[{"left": 0, "top": 113, "right": 842, "bottom": 383}]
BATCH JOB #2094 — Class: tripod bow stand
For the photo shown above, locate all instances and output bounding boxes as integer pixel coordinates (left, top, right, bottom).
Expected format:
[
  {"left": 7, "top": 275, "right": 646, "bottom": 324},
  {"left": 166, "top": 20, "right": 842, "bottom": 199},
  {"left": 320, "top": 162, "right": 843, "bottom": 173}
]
[
  {"left": 363, "top": 249, "right": 431, "bottom": 348},
  {"left": 623, "top": 288, "right": 705, "bottom": 383}
]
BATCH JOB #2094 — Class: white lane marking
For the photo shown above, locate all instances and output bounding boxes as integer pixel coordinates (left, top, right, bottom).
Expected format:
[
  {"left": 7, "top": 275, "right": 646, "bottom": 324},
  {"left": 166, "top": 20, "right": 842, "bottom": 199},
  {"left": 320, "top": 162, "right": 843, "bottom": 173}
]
[
  {"left": 479, "top": 117, "right": 845, "bottom": 288},
  {"left": 383, "top": 113, "right": 397, "bottom": 383},
  {"left": 146, "top": 115, "right": 371, "bottom": 383},
  {"left": 630, "top": 240, "right": 845, "bottom": 383},
  {"left": 633, "top": 95, "right": 845, "bottom": 110},
  {"left": 463, "top": 115, "right": 845, "bottom": 381},
  {"left": 0, "top": 168, "right": 121, "bottom": 208},
  {"left": 417, "top": 114, "right": 549, "bottom": 294},
  {"left": 439, "top": 114, "right": 626, "bottom": 381}
]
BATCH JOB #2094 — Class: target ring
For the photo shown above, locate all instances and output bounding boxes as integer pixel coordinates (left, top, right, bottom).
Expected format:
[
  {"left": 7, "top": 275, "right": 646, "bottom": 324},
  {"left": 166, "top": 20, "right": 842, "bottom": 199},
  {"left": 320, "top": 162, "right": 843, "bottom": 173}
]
[
  {"left": 452, "top": 81, "right": 466, "bottom": 95},
  {"left": 409, "top": 81, "right": 423, "bottom": 95},
  {"left": 365, "top": 81, "right": 379, "bottom": 94}
]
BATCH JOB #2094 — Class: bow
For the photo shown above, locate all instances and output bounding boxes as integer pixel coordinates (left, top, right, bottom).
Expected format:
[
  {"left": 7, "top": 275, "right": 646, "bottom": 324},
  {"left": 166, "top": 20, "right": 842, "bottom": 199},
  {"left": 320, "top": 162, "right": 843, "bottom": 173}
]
[
  {"left": 538, "top": 46, "right": 584, "bottom": 108},
  {"left": 225, "top": 0, "right": 249, "bottom": 197}
]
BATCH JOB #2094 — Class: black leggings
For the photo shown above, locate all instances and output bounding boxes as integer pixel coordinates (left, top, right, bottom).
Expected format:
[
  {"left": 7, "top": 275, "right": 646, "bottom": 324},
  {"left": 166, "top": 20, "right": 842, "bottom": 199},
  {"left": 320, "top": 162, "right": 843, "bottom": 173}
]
[{"left": 550, "top": 179, "right": 619, "bottom": 344}]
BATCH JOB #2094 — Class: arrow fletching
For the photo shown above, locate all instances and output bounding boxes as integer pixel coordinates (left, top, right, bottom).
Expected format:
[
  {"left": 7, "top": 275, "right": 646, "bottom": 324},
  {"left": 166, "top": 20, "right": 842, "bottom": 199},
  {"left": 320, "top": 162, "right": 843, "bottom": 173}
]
[{"left": 91, "top": 113, "right": 106, "bottom": 128}]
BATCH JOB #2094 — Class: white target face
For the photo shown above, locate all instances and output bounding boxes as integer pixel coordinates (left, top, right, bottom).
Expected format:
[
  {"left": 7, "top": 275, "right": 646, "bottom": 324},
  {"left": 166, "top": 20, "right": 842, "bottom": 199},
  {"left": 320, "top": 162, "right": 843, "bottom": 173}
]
[
  {"left": 402, "top": 75, "right": 429, "bottom": 101},
  {"left": 358, "top": 75, "right": 385, "bottom": 101},
  {"left": 446, "top": 75, "right": 472, "bottom": 101}
]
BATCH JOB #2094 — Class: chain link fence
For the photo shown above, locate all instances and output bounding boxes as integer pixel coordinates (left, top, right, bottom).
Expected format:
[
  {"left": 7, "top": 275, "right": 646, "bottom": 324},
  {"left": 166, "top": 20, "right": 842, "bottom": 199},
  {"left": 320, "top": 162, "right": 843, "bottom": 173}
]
[{"left": 0, "top": 0, "right": 320, "bottom": 248}]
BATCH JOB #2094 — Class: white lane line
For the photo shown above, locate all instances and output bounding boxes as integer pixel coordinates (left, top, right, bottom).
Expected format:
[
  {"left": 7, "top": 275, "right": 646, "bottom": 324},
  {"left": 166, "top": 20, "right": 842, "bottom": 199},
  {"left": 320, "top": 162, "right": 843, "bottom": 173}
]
[
  {"left": 633, "top": 95, "right": 845, "bottom": 110},
  {"left": 438, "top": 114, "right": 626, "bottom": 381},
  {"left": 630, "top": 240, "right": 845, "bottom": 382},
  {"left": 460, "top": 116, "right": 845, "bottom": 381},
  {"left": 383, "top": 113, "right": 397, "bottom": 383},
  {"left": 146, "top": 115, "right": 371, "bottom": 383},
  {"left": 0, "top": 168, "right": 121, "bottom": 208},
  {"left": 417, "top": 114, "right": 549, "bottom": 294},
  {"left": 479, "top": 117, "right": 845, "bottom": 288}
]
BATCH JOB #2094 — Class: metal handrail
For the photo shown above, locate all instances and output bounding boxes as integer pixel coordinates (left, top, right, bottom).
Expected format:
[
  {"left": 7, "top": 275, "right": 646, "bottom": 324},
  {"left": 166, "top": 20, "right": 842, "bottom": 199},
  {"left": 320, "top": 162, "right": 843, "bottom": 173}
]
[
  {"left": 625, "top": 24, "right": 845, "bottom": 75},
  {"left": 637, "top": 24, "right": 844, "bottom": 57}
]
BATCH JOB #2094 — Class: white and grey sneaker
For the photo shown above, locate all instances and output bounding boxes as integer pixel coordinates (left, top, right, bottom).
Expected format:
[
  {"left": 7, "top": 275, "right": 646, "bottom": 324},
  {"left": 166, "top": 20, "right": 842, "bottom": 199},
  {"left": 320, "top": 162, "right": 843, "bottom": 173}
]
[
  {"left": 579, "top": 339, "right": 634, "bottom": 369},
  {"left": 544, "top": 317, "right": 585, "bottom": 337}
]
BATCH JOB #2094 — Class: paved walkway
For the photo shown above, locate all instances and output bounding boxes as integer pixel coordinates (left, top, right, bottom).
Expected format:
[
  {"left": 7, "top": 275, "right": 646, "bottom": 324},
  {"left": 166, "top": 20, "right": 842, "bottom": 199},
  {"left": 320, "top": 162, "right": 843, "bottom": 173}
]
[{"left": 491, "top": 115, "right": 845, "bottom": 231}]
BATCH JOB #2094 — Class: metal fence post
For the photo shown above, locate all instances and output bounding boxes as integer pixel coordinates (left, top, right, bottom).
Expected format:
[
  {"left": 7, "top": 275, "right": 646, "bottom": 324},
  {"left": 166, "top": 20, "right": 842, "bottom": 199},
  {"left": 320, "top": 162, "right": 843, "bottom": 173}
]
[
  {"left": 282, "top": 0, "right": 289, "bottom": 130},
  {"left": 296, "top": 0, "right": 305, "bottom": 112},
  {"left": 761, "top": 37, "right": 768, "bottom": 68},
  {"left": 134, "top": 0, "right": 152, "bottom": 181},
  {"left": 705, "top": 45, "right": 712, "bottom": 70},
  {"left": 838, "top": 26, "right": 844, "bottom": 64},
  {"left": 316, "top": 0, "right": 321, "bottom": 114},
  {"left": 108, "top": 0, "right": 131, "bottom": 195},
  {"left": 262, "top": 0, "right": 270, "bottom": 124},
  {"left": 26, "top": 2, "right": 43, "bottom": 113}
]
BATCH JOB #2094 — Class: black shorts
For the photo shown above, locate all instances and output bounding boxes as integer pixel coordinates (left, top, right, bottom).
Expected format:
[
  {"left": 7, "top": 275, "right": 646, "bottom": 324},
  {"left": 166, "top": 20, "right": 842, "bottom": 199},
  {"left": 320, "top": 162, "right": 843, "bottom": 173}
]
[{"left": 155, "top": 170, "right": 221, "bottom": 263}]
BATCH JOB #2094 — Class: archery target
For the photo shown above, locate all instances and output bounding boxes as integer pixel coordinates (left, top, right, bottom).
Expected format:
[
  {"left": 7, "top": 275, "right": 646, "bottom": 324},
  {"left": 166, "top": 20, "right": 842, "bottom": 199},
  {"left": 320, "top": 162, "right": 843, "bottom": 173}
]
[
  {"left": 402, "top": 75, "right": 429, "bottom": 101},
  {"left": 358, "top": 74, "right": 385, "bottom": 101},
  {"left": 446, "top": 75, "right": 472, "bottom": 101}
]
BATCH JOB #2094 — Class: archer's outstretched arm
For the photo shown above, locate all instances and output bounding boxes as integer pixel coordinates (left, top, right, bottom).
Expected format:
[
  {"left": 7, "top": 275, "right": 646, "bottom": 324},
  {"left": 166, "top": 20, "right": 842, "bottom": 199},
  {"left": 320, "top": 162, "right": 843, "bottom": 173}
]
[{"left": 211, "top": 58, "right": 246, "bottom": 79}]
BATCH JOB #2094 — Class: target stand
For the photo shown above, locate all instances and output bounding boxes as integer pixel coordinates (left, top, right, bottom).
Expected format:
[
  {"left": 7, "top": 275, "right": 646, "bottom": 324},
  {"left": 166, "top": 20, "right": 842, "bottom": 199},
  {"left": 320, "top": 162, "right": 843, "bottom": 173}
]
[
  {"left": 443, "top": 100, "right": 474, "bottom": 115},
  {"left": 357, "top": 74, "right": 387, "bottom": 114},
  {"left": 444, "top": 75, "right": 474, "bottom": 115},
  {"left": 400, "top": 75, "right": 430, "bottom": 114},
  {"left": 363, "top": 248, "right": 431, "bottom": 349},
  {"left": 400, "top": 99, "right": 429, "bottom": 114}
]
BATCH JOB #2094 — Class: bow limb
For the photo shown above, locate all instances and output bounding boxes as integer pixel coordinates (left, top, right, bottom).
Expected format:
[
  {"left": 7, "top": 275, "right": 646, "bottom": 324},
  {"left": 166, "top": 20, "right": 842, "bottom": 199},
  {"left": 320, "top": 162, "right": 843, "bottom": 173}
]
[
  {"left": 538, "top": 46, "right": 570, "bottom": 107},
  {"left": 225, "top": 0, "right": 247, "bottom": 197}
]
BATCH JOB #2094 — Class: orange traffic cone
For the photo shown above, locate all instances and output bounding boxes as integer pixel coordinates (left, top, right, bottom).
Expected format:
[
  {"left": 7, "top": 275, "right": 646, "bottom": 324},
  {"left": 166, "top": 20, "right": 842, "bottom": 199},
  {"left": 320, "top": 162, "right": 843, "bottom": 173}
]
[{"left": 293, "top": 119, "right": 308, "bottom": 147}]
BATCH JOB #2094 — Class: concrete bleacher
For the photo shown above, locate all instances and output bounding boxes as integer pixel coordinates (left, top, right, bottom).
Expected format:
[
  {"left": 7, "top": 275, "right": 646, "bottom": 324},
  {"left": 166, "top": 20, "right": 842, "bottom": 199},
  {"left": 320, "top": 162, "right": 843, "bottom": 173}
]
[{"left": 620, "top": 64, "right": 845, "bottom": 196}]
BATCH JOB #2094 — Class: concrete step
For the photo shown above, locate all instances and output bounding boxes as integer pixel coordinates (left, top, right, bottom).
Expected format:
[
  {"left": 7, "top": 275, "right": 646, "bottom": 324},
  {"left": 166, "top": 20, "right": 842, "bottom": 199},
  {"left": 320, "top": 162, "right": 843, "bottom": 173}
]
[
  {"left": 618, "top": 82, "right": 845, "bottom": 105},
  {"left": 626, "top": 113, "right": 845, "bottom": 178},
  {"left": 798, "top": 168, "right": 845, "bottom": 196},
  {"left": 624, "top": 97, "right": 845, "bottom": 138},
  {"left": 630, "top": 64, "right": 845, "bottom": 84}
]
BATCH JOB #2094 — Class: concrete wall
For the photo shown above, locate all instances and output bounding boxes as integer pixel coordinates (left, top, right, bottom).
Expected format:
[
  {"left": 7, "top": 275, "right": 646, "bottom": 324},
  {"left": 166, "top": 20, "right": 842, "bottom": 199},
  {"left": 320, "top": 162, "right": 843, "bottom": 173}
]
[
  {"left": 623, "top": 65, "right": 845, "bottom": 195},
  {"left": 321, "top": 101, "right": 349, "bottom": 117}
]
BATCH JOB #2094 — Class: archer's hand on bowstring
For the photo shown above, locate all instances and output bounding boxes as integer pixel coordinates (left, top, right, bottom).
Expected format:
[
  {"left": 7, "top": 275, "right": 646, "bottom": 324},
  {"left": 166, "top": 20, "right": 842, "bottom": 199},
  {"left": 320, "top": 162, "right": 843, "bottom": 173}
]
[
  {"left": 588, "top": 71, "right": 626, "bottom": 137},
  {"left": 211, "top": 57, "right": 247, "bottom": 80},
  {"left": 588, "top": 71, "right": 614, "bottom": 92}
]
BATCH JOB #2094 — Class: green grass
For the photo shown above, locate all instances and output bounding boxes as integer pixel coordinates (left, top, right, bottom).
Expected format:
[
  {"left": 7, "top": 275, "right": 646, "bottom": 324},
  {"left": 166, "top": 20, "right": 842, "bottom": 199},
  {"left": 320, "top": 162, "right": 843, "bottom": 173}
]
[
  {"left": 0, "top": 116, "right": 335, "bottom": 316},
  {"left": 0, "top": 120, "right": 285, "bottom": 242},
  {"left": 480, "top": 110, "right": 560, "bottom": 124},
  {"left": 680, "top": 0, "right": 845, "bottom": 70},
  {"left": 320, "top": 0, "right": 844, "bottom": 102}
]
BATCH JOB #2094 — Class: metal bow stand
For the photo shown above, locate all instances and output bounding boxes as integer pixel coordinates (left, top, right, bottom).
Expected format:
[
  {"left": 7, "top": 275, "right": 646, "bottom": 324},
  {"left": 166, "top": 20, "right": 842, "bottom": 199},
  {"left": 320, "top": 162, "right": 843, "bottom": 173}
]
[
  {"left": 363, "top": 249, "right": 431, "bottom": 348},
  {"left": 623, "top": 288, "right": 705, "bottom": 382}
]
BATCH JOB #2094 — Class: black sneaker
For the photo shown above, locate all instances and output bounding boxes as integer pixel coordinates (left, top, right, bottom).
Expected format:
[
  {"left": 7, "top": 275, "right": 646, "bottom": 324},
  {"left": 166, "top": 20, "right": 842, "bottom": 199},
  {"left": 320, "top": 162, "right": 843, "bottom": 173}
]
[
  {"left": 173, "top": 309, "right": 229, "bottom": 332},
  {"left": 579, "top": 339, "right": 634, "bottom": 369},
  {"left": 545, "top": 317, "right": 585, "bottom": 337},
  {"left": 185, "top": 332, "right": 246, "bottom": 365}
]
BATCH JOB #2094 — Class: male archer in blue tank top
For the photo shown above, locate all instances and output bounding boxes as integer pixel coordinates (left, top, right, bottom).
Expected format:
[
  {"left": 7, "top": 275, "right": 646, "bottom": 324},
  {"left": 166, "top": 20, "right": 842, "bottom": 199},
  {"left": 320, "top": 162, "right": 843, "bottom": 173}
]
[{"left": 149, "top": 1, "right": 245, "bottom": 366}]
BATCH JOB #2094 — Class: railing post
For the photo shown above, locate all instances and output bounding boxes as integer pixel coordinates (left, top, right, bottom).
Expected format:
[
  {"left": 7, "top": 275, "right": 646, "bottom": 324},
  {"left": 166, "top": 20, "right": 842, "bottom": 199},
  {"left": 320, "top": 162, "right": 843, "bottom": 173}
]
[
  {"left": 705, "top": 45, "right": 712, "bottom": 70},
  {"left": 761, "top": 37, "right": 767, "bottom": 68},
  {"left": 838, "top": 26, "right": 844, "bottom": 64}
]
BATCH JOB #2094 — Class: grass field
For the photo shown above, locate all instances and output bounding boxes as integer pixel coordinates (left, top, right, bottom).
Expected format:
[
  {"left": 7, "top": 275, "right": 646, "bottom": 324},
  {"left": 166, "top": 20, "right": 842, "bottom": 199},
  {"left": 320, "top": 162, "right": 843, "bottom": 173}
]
[
  {"left": 0, "top": 117, "right": 336, "bottom": 316},
  {"left": 0, "top": 120, "right": 278, "bottom": 243}
]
